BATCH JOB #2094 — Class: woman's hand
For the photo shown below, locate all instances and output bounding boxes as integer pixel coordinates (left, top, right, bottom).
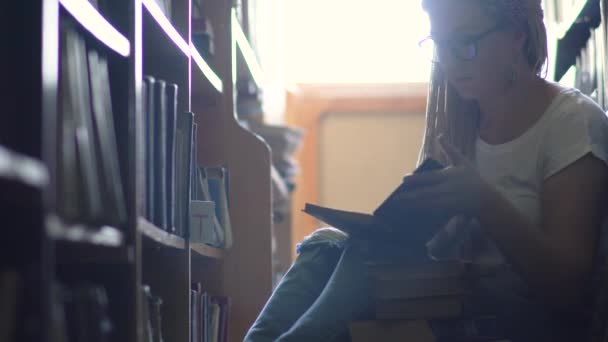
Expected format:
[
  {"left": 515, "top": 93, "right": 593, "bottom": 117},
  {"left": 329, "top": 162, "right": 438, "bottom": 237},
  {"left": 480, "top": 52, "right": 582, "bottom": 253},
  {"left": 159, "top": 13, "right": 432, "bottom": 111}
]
[{"left": 394, "top": 136, "right": 491, "bottom": 218}]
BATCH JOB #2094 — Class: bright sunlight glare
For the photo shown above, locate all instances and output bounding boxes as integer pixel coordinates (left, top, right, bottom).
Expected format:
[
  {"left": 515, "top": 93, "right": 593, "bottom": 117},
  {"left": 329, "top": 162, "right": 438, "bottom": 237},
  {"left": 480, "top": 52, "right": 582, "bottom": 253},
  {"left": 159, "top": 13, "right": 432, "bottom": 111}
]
[{"left": 284, "top": 0, "right": 431, "bottom": 84}]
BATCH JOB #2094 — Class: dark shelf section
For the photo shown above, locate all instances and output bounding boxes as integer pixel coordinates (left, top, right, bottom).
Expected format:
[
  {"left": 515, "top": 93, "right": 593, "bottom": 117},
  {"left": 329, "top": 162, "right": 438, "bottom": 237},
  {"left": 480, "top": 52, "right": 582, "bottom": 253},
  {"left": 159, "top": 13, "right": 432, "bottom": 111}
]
[
  {"left": 142, "top": 0, "right": 189, "bottom": 57},
  {"left": 46, "top": 215, "right": 125, "bottom": 247},
  {"left": 55, "top": 241, "right": 134, "bottom": 264},
  {"left": 0, "top": 145, "right": 48, "bottom": 189},
  {"left": 59, "top": 0, "right": 130, "bottom": 57},
  {"left": 191, "top": 242, "right": 225, "bottom": 260},
  {"left": 138, "top": 217, "right": 186, "bottom": 249},
  {"left": 191, "top": 43, "right": 223, "bottom": 94},
  {"left": 554, "top": 0, "right": 601, "bottom": 81}
]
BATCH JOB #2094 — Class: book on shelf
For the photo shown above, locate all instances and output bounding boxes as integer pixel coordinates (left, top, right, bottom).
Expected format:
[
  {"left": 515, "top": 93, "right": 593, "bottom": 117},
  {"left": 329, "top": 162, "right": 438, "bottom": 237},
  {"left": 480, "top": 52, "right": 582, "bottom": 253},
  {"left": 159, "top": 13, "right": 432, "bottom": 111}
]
[
  {"left": 204, "top": 167, "right": 232, "bottom": 248},
  {"left": 142, "top": 285, "right": 164, "bottom": 342},
  {"left": 87, "top": 48, "right": 127, "bottom": 227},
  {"left": 195, "top": 168, "right": 222, "bottom": 246},
  {"left": 190, "top": 122, "right": 198, "bottom": 238},
  {"left": 175, "top": 112, "right": 195, "bottom": 237},
  {"left": 143, "top": 76, "right": 156, "bottom": 221},
  {"left": 148, "top": 291, "right": 164, "bottom": 342},
  {"left": 302, "top": 158, "right": 447, "bottom": 247},
  {"left": 142, "top": 75, "right": 185, "bottom": 235},
  {"left": 60, "top": 19, "right": 103, "bottom": 222},
  {"left": 166, "top": 83, "right": 178, "bottom": 234},
  {"left": 153, "top": 79, "right": 168, "bottom": 230},
  {"left": 141, "top": 286, "right": 153, "bottom": 342},
  {"left": 54, "top": 282, "right": 114, "bottom": 342},
  {"left": 191, "top": 283, "right": 231, "bottom": 342},
  {"left": 209, "top": 301, "right": 221, "bottom": 342},
  {"left": 209, "top": 296, "right": 230, "bottom": 342},
  {"left": 191, "top": 288, "right": 199, "bottom": 342},
  {"left": 59, "top": 18, "right": 127, "bottom": 228},
  {"left": 196, "top": 166, "right": 233, "bottom": 249}
]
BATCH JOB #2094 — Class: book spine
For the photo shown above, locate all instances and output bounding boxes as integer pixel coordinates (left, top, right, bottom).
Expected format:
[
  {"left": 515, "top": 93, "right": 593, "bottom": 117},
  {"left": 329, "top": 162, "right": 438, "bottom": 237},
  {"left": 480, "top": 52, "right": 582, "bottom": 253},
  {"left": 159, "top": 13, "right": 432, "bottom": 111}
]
[
  {"left": 166, "top": 83, "right": 178, "bottom": 234},
  {"left": 176, "top": 112, "right": 194, "bottom": 238},
  {"left": 153, "top": 80, "right": 167, "bottom": 229},
  {"left": 143, "top": 76, "right": 156, "bottom": 221}
]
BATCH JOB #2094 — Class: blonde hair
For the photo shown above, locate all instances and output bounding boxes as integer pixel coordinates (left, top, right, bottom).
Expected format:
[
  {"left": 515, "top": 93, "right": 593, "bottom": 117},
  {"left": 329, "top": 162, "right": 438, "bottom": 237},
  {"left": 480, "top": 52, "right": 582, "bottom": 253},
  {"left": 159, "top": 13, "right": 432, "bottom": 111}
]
[{"left": 418, "top": 0, "right": 548, "bottom": 164}]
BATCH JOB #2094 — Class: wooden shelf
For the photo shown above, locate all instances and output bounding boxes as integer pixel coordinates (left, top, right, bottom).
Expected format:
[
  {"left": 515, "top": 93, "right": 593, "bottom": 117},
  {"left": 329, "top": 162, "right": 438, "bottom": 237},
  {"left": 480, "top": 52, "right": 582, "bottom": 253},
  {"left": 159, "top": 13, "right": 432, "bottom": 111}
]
[
  {"left": 138, "top": 217, "right": 186, "bottom": 249},
  {"left": 191, "top": 43, "right": 223, "bottom": 93},
  {"left": 59, "top": 0, "right": 130, "bottom": 57},
  {"left": 190, "top": 242, "right": 225, "bottom": 259},
  {"left": 142, "top": 0, "right": 189, "bottom": 57},
  {"left": 232, "top": 10, "right": 264, "bottom": 87},
  {"left": 46, "top": 215, "right": 124, "bottom": 247},
  {"left": 0, "top": 145, "right": 48, "bottom": 189}
]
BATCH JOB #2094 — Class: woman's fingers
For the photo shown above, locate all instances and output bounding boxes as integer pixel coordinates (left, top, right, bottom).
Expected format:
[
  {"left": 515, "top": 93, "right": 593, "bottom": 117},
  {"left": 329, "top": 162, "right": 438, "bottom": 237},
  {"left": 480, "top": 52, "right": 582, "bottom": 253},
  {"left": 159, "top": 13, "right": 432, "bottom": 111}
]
[
  {"left": 401, "top": 170, "right": 446, "bottom": 189},
  {"left": 394, "top": 183, "right": 444, "bottom": 202}
]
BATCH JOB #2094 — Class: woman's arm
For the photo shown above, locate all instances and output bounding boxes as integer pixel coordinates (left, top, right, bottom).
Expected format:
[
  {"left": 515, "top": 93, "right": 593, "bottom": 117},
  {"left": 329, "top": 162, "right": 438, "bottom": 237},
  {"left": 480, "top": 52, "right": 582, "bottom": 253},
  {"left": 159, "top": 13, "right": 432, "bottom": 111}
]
[{"left": 479, "top": 153, "right": 608, "bottom": 309}]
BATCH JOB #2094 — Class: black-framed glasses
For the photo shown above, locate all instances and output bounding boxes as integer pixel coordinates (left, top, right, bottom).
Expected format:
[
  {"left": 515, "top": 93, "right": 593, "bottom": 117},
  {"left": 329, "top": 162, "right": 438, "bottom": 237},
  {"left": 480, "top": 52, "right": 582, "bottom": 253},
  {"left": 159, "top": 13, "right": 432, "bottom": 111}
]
[{"left": 418, "top": 25, "right": 506, "bottom": 63}]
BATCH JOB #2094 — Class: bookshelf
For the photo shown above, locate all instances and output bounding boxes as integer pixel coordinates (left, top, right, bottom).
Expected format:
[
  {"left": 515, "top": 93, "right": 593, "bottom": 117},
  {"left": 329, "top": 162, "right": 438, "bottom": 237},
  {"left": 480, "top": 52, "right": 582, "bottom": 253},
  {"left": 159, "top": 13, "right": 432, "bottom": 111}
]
[
  {"left": 2, "top": 1, "right": 272, "bottom": 342},
  {"left": 545, "top": 0, "right": 608, "bottom": 109},
  {"left": 548, "top": 0, "right": 601, "bottom": 81}
]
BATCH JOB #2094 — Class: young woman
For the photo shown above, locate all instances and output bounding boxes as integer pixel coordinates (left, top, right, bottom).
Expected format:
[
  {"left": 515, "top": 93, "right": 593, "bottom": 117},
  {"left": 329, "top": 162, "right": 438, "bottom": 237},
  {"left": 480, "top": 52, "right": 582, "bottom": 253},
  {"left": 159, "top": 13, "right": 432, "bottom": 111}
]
[{"left": 245, "top": 0, "right": 608, "bottom": 340}]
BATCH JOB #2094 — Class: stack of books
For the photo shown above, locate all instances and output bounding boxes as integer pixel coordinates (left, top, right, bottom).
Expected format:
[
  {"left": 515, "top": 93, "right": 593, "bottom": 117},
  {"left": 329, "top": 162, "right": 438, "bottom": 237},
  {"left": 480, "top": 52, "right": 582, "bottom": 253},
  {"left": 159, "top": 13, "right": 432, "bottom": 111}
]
[
  {"left": 142, "top": 76, "right": 198, "bottom": 238},
  {"left": 350, "top": 260, "right": 510, "bottom": 341},
  {"left": 368, "top": 260, "right": 468, "bottom": 321}
]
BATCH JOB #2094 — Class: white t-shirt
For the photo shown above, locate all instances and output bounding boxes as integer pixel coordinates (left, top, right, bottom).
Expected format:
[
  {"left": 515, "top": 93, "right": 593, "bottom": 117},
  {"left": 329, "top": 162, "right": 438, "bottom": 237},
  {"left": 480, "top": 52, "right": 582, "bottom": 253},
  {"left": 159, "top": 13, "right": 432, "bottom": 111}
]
[{"left": 470, "top": 87, "right": 608, "bottom": 264}]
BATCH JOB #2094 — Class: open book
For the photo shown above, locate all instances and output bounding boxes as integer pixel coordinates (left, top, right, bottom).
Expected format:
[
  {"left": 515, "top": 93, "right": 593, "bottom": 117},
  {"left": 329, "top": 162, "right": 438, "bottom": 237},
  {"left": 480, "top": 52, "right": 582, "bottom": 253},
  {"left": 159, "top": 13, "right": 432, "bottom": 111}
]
[{"left": 303, "top": 158, "right": 448, "bottom": 245}]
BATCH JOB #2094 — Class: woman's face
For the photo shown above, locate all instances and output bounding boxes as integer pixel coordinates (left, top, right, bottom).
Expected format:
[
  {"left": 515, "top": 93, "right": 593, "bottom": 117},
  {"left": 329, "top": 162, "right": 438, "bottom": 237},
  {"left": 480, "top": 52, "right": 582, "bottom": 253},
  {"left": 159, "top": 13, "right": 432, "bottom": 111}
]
[{"left": 426, "top": 1, "right": 525, "bottom": 99}]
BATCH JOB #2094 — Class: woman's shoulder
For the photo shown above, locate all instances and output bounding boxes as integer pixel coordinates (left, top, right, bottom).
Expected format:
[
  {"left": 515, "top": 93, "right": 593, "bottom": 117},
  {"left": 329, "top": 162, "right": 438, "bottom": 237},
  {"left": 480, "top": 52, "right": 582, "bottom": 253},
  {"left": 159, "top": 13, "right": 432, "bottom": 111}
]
[
  {"left": 546, "top": 86, "right": 608, "bottom": 134},
  {"left": 550, "top": 86, "right": 607, "bottom": 124},
  {"left": 539, "top": 84, "right": 608, "bottom": 179}
]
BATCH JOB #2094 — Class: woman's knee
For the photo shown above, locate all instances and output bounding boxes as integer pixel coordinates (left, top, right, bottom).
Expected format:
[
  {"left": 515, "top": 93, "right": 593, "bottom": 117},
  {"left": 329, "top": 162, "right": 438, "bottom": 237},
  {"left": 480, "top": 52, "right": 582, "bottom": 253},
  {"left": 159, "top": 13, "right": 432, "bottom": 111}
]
[{"left": 296, "top": 227, "right": 349, "bottom": 254}]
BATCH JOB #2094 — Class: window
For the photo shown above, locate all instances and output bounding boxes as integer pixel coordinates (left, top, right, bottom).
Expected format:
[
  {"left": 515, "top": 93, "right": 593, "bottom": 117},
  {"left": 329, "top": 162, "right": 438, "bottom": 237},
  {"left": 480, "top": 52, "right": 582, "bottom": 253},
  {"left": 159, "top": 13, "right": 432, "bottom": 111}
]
[{"left": 284, "top": 0, "right": 431, "bottom": 84}]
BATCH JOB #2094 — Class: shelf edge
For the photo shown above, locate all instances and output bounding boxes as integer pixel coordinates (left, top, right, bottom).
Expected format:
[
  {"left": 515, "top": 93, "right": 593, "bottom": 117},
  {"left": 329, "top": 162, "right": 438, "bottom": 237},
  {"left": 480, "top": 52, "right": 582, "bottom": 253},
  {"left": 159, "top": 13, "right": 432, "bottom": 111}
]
[
  {"left": 0, "top": 145, "right": 48, "bottom": 189},
  {"left": 60, "top": 0, "right": 130, "bottom": 57},
  {"left": 191, "top": 43, "right": 223, "bottom": 93},
  {"left": 138, "top": 216, "right": 186, "bottom": 249},
  {"left": 46, "top": 215, "right": 124, "bottom": 247},
  {"left": 232, "top": 10, "right": 264, "bottom": 87},
  {"left": 190, "top": 242, "right": 225, "bottom": 259},
  {"left": 142, "top": 0, "right": 190, "bottom": 56}
]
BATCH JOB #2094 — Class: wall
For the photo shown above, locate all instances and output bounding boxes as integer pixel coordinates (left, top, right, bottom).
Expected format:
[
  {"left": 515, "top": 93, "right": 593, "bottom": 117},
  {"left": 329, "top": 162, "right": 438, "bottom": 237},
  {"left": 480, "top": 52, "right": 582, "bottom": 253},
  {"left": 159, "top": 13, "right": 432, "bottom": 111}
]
[
  {"left": 285, "top": 83, "right": 428, "bottom": 258},
  {"left": 319, "top": 111, "right": 425, "bottom": 213}
]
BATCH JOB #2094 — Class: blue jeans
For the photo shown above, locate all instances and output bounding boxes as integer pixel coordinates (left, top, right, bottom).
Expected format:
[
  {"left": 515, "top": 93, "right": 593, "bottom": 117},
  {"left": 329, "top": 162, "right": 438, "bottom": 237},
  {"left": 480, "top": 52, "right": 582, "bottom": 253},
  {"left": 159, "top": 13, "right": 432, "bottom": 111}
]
[{"left": 244, "top": 228, "right": 587, "bottom": 342}]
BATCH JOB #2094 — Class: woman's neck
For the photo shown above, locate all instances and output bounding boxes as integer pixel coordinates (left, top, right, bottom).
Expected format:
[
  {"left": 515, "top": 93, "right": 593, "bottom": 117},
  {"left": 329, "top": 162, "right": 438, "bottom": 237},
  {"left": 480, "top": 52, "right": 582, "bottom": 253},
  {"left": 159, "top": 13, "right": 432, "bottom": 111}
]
[{"left": 476, "top": 72, "right": 550, "bottom": 145}]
